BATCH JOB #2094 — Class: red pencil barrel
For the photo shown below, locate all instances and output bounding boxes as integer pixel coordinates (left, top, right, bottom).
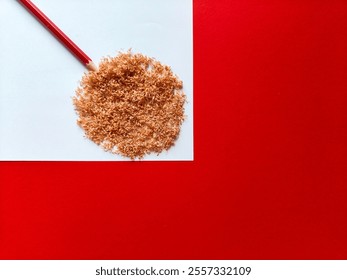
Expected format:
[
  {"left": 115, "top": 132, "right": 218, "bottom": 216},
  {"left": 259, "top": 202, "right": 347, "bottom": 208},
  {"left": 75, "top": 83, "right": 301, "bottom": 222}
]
[{"left": 19, "top": 0, "right": 92, "bottom": 66}]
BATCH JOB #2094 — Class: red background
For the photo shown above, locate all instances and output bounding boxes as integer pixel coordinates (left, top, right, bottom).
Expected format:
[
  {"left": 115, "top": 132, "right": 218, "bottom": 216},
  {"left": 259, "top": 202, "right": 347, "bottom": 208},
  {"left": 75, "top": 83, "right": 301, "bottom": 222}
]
[{"left": 1, "top": 0, "right": 347, "bottom": 259}]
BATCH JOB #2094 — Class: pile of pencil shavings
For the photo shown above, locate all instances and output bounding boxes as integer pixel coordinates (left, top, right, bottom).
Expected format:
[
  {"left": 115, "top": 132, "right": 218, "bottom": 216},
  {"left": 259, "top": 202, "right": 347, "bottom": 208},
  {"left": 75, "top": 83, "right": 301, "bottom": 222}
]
[{"left": 73, "top": 51, "right": 186, "bottom": 159}]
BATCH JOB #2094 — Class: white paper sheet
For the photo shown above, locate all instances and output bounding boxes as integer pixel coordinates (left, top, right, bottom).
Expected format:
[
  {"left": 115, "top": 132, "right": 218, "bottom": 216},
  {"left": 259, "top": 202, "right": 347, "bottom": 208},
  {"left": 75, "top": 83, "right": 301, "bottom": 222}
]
[{"left": 0, "top": 0, "right": 193, "bottom": 161}]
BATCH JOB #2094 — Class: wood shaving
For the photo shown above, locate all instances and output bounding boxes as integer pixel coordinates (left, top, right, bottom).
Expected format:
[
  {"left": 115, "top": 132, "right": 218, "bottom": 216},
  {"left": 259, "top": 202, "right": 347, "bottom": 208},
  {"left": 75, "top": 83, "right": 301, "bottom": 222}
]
[{"left": 73, "top": 51, "right": 186, "bottom": 159}]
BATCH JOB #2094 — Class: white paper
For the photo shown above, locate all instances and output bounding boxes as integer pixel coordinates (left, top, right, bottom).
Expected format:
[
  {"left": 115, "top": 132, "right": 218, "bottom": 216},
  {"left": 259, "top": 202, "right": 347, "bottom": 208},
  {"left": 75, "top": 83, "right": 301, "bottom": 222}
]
[{"left": 0, "top": 0, "right": 193, "bottom": 161}]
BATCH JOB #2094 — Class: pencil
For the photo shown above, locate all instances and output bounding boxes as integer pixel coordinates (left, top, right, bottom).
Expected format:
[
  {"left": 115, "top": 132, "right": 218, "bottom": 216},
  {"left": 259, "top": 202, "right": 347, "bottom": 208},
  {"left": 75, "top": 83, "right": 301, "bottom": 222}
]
[{"left": 19, "top": 0, "right": 97, "bottom": 71}]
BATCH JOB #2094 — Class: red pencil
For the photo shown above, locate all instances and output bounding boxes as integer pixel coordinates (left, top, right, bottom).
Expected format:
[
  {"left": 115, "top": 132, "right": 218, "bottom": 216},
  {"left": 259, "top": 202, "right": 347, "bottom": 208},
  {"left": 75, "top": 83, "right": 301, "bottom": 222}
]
[{"left": 19, "top": 0, "right": 97, "bottom": 71}]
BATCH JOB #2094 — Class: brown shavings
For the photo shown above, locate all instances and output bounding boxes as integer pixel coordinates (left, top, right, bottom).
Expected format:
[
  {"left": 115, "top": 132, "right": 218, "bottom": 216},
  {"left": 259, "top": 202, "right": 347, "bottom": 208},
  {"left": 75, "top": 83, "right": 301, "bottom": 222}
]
[{"left": 73, "top": 51, "right": 186, "bottom": 159}]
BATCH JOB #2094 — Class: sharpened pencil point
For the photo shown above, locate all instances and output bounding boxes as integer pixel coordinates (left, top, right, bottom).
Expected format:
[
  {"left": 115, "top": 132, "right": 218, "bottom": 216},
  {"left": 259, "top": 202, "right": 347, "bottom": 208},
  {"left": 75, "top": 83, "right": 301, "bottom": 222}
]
[{"left": 86, "top": 61, "right": 97, "bottom": 71}]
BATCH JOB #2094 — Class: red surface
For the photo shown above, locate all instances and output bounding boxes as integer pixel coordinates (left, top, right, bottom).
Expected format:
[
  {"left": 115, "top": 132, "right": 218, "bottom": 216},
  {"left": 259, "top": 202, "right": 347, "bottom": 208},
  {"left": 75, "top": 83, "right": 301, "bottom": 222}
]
[
  {"left": 1, "top": 0, "right": 347, "bottom": 259},
  {"left": 20, "top": 0, "right": 92, "bottom": 66}
]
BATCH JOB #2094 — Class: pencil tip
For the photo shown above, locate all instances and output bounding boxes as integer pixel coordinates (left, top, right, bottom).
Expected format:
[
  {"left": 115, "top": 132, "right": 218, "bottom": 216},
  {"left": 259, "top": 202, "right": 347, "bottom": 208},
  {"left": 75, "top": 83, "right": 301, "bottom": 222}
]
[{"left": 86, "top": 61, "right": 98, "bottom": 72}]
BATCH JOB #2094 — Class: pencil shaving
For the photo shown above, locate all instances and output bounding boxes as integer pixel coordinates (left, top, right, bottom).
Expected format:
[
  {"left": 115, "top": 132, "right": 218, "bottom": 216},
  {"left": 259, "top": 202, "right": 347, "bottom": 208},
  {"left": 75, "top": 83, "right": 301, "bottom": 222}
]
[{"left": 73, "top": 51, "right": 186, "bottom": 159}]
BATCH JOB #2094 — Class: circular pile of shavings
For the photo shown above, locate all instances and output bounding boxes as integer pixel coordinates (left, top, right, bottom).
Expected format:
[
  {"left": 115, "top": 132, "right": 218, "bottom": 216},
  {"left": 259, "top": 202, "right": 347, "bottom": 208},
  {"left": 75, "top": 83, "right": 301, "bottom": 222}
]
[{"left": 73, "top": 51, "right": 186, "bottom": 159}]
